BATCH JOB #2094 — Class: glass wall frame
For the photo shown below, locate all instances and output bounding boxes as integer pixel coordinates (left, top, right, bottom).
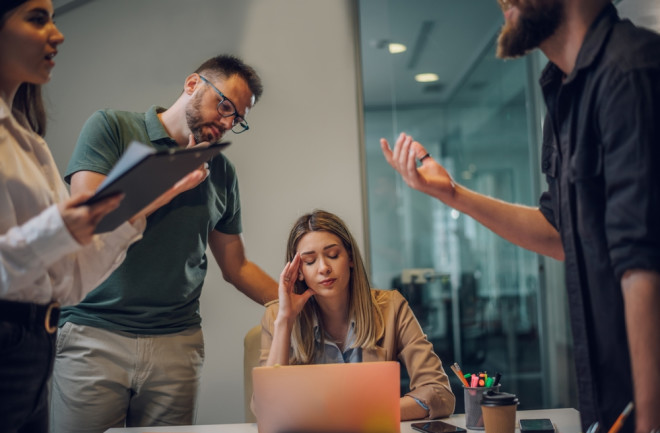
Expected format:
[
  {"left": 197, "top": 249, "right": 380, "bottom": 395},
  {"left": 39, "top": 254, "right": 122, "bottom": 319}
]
[{"left": 357, "top": 0, "right": 576, "bottom": 412}]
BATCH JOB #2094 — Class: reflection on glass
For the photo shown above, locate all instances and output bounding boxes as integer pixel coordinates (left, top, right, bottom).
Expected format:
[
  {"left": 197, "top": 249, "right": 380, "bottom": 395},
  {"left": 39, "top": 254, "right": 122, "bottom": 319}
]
[{"left": 359, "top": 0, "right": 576, "bottom": 412}]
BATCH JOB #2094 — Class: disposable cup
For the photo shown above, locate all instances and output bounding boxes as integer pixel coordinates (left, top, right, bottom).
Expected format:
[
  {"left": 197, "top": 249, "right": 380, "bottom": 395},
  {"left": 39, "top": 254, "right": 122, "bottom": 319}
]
[{"left": 480, "top": 390, "right": 519, "bottom": 433}]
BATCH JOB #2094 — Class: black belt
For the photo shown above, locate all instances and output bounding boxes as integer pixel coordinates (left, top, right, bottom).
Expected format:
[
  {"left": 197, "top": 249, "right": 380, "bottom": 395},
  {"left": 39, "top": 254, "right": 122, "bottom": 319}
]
[{"left": 0, "top": 300, "right": 61, "bottom": 334}]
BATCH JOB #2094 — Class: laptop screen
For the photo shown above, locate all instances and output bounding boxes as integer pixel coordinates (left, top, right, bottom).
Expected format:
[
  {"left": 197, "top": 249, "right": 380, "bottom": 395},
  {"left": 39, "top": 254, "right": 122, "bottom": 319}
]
[{"left": 252, "top": 361, "right": 401, "bottom": 433}]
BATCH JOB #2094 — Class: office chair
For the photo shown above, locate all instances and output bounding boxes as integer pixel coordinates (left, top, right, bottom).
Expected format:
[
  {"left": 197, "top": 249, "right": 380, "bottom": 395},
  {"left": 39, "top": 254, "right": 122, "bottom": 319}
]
[{"left": 243, "top": 324, "right": 262, "bottom": 423}]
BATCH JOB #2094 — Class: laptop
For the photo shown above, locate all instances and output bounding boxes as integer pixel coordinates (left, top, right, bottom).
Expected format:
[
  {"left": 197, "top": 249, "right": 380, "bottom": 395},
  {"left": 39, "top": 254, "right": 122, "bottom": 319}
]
[{"left": 252, "top": 361, "right": 401, "bottom": 433}]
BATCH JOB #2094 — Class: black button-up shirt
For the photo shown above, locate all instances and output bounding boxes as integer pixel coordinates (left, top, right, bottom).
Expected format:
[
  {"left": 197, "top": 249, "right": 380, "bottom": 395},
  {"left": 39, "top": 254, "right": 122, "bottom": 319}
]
[{"left": 538, "top": 4, "right": 660, "bottom": 432}]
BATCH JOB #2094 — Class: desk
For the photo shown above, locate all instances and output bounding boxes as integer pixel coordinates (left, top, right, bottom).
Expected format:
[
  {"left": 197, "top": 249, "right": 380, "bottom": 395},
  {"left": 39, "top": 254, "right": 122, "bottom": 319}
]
[{"left": 106, "top": 408, "right": 581, "bottom": 433}]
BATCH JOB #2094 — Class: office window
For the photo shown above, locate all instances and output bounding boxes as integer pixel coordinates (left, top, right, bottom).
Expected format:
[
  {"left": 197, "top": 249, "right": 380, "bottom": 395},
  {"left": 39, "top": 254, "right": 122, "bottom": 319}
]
[{"left": 358, "top": 0, "right": 576, "bottom": 411}]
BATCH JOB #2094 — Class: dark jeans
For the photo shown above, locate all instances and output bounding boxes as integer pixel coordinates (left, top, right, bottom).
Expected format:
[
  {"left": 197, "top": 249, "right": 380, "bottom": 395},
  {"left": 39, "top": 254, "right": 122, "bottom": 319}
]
[{"left": 0, "top": 321, "right": 56, "bottom": 433}]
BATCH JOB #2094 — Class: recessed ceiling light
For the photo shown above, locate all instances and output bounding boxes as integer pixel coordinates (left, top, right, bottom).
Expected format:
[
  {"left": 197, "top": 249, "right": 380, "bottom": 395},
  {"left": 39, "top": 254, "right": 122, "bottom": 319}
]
[
  {"left": 415, "top": 73, "right": 439, "bottom": 83},
  {"left": 388, "top": 43, "right": 407, "bottom": 54}
]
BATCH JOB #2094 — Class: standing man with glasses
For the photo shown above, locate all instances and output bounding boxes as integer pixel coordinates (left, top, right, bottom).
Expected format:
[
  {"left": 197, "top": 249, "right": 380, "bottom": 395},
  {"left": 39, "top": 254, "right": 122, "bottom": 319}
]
[{"left": 51, "top": 55, "right": 278, "bottom": 432}]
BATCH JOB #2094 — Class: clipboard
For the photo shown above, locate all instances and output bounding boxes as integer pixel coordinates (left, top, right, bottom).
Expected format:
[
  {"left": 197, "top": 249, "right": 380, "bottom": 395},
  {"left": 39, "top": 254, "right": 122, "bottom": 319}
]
[{"left": 83, "top": 140, "right": 229, "bottom": 233}]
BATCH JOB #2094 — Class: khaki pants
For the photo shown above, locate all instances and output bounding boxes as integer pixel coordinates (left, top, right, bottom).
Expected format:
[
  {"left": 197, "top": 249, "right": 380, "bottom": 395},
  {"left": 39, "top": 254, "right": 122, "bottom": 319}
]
[{"left": 50, "top": 323, "right": 204, "bottom": 433}]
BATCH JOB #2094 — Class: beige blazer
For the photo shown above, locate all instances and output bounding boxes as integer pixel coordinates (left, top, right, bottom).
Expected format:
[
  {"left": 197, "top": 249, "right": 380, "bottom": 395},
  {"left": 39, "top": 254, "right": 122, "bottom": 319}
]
[{"left": 260, "top": 289, "right": 456, "bottom": 419}]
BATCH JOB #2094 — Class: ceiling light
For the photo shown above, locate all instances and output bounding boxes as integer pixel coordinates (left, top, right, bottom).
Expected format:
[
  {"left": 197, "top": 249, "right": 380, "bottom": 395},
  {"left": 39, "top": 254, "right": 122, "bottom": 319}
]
[
  {"left": 415, "top": 73, "right": 439, "bottom": 83},
  {"left": 388, "top": 43, "right": 407, "bottom": 54}
]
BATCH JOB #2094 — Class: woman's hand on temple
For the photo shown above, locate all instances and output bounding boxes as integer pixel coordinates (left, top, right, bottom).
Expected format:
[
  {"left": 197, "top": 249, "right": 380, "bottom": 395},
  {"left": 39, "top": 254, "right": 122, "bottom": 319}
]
[{"left": 276, "top": 253, "right": 314, "bottom": 324}]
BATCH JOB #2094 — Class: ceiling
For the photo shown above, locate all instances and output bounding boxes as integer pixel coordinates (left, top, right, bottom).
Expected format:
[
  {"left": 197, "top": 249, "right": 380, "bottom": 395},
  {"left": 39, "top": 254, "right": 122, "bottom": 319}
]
[
  {"left": 358, "top": 0, "right": 660, "bottom": 110},
  {"left": 53, "top": 0, "right": 659, "bottom": 111},
  {"left": 358, "top": 0, "right": 504, "bottom": 110}
]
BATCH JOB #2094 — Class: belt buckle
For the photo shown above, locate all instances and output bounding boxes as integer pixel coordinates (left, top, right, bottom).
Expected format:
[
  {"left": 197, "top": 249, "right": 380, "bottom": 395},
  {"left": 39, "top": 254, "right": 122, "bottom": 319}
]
[{"left": 44, "top": 301, "right": 61, "bottom": 334}]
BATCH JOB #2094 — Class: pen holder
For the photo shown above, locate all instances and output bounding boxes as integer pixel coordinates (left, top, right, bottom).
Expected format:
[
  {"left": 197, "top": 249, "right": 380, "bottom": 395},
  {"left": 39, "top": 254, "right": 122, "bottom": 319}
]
[{"left": 463, "top": 384, "right": 500, "bottom": 430}]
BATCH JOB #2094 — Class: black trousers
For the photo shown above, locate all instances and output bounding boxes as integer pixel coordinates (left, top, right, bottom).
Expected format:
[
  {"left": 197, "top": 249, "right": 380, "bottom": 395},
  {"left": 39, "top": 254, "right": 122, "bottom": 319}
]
[{"left": 0, "top": 320, "right": 56, "bottom": 433}]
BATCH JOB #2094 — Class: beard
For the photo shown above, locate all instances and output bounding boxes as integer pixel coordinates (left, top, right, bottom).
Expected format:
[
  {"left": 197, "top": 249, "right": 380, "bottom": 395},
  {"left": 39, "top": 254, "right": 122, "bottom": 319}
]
[
  {"left": 185, "top": 93, "right": 225, "bottom": 144},
  {"left": 496, "top": 0, "right": 563, "bottom": 59}
]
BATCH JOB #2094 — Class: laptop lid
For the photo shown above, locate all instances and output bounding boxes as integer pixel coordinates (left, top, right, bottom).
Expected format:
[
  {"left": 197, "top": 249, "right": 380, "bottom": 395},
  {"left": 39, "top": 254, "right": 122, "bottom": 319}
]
[{"left": 252, "top": 361, "right": 401, "bottom": 433}]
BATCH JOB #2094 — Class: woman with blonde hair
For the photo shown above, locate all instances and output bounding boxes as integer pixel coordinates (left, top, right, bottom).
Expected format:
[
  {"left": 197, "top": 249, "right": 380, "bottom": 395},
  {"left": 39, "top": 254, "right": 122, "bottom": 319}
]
[{"left": 260, "top": 210, "right": 455, "bottom": 420}]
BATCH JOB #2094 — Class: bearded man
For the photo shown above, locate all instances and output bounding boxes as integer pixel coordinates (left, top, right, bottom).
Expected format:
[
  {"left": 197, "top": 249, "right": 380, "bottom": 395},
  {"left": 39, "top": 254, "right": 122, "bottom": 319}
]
[
  {"left": 381, "top": 1, "right": 660, "bottom": 432},
  {"left": 51, "top": 55, "right": 278, "bottom": 432}
]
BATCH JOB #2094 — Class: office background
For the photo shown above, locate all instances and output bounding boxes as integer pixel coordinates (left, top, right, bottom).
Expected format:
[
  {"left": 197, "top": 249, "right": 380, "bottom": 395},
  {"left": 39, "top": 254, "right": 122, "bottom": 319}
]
[
  {"left": 47, "top": 0, "right": 364, "bottom": 424},
  {"left": 46, "top": 0, "right": 657, "bottom": 425}
]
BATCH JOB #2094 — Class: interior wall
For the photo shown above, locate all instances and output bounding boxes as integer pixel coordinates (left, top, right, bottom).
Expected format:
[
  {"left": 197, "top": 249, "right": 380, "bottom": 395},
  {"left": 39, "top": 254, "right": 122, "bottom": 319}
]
[
  {"left": 617, "top": 0, "right": 660, "bottom": 33},
  {"left": 45, "top": 0, "right": 363, "bottom": 424}
]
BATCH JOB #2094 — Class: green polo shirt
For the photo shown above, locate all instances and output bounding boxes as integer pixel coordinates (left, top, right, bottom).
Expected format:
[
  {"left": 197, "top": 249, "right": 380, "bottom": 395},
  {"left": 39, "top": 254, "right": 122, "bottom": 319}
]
[{"left": 61, "top": 106, "right": 242, "bottom": 333}]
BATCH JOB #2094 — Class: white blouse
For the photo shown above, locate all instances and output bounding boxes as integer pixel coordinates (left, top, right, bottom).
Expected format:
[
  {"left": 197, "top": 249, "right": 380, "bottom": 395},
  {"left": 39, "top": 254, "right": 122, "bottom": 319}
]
[{"left": 0, "top": 98, "right": 144, "bottom": 306}]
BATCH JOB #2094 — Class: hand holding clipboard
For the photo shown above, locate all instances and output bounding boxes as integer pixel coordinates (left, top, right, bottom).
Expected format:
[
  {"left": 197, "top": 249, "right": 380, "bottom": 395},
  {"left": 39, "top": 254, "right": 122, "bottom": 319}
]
[
  {"left": 80, "top": 138, "right": 229, "bottom": 234},
  {"left": 125, "top": 135, "right": 216, "bottom": 224}
]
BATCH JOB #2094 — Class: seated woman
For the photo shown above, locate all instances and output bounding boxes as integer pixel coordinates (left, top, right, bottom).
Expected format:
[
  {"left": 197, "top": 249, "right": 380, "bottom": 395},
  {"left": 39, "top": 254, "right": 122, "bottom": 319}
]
[{"left": 260, "top": 210, "right": 455, "bottom": 420}]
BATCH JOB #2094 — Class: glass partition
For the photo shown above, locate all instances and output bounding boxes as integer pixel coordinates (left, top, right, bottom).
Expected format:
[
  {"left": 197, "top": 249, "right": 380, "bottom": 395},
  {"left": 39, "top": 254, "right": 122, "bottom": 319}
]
[{"left": 358, "top": 0, "right": 576, "bottom": 412}]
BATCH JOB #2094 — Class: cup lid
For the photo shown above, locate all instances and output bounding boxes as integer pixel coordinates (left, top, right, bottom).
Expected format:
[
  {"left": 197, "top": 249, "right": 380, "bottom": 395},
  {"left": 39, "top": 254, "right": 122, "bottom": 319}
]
[{"left": 481, "top": 390, "right": 519, "bottom": 406}]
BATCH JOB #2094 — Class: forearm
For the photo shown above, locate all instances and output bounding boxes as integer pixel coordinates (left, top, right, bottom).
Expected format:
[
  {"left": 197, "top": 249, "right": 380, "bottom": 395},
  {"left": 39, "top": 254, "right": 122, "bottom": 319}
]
[
  {"left": 400, "top": 395, "right": 429, "bottom": 421},
  {"left": 266, "top": 317, "right": 294, "bottom": 366},
  {"left": 382, "top": 136, "right": 563, "bottom": 260},
  {"left": 447, "top": 184, "right": 564, "bottom": 260},
  {"left": 396, "top": 295, "right": 456, "bottom": 419},
  {"left": 210, "top": 231, "right": 278, "bottom": 305},
  {"left": 621, "top": 269, "right": 660, "bottom": 433},
  {"left": 1, "top": 207, "right": 143, "bottom": 305},
  {"left": 226, "top": 261, "right": 278, "bottom": 305},
  {"left": 0, "top": 205, "right": 80, "bottom": 300}
]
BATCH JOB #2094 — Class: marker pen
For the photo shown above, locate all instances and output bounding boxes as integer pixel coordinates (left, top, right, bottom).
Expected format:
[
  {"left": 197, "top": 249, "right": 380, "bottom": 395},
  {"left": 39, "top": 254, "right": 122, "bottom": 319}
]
[{"left": 607, "top": 401, "right": 633, "bottom": 433}]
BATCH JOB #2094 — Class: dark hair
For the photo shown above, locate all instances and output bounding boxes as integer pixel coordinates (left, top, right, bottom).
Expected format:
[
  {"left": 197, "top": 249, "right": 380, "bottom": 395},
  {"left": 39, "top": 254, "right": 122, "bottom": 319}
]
[
  {"left": 13, "top": 84, "right": 47, "bottom": 136},
  {"left": 194, "top": 55, "right": 263, "bottom": 103},
  {"left": 1, "top": 0, "right": 47, "bottom": 136},
  {"left": 0, "top": 0, "right": 28, "bottom": 18}
]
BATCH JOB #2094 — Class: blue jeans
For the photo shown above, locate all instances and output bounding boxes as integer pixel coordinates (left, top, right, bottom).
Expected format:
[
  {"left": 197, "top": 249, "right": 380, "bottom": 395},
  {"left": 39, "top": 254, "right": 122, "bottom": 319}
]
[{"left": 0, "top": 321, "right": 56, "bottom": 433}]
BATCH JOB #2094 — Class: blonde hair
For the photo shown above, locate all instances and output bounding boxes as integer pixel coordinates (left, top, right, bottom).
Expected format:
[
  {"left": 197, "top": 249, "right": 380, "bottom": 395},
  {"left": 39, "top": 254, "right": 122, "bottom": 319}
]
[{"left": 285, "top": 210, "right": 384, "bottom": 364}]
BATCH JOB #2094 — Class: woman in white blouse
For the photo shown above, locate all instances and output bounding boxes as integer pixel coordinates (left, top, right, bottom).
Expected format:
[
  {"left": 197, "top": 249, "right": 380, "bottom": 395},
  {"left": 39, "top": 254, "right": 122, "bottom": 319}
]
[{"left": 0, "top": 1, "right": 206, "bottom": 431}]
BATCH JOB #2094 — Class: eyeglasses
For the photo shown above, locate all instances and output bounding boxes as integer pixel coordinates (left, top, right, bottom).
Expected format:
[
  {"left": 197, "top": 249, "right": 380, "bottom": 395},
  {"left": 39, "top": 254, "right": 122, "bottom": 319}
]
[{"left": 198, "top": 75, "right": 250, "bottom": 134}]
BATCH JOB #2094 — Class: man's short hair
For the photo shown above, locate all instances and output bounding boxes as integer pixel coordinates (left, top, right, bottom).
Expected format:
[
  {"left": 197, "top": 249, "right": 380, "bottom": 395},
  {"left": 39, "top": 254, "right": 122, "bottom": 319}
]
[{"left": 195, "top": 55, "right": 263, "bottom": 103}]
